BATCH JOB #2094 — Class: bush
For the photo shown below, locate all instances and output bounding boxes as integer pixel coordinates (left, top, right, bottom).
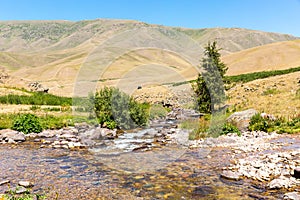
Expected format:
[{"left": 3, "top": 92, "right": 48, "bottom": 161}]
[
  {"left": 221, "top": 123, "right": 241, "bottom": 136},
  {"left": 94, "top": 87, "right": 149, "bottom": 129},
  {"left": 12, "top": 114, "right": 43, "bottom": 134},
  {"left": 249, "top": 113, "right": 269, "bottom": 132}
]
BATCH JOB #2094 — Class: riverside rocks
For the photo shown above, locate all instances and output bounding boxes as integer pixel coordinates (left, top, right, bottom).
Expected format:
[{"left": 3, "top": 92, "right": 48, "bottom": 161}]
[
  {"left": 0, "top": 129, "right": 25, "bottom": 143},
  {"left": 226, "top": 109, "right": 258, "bottom": 132}
]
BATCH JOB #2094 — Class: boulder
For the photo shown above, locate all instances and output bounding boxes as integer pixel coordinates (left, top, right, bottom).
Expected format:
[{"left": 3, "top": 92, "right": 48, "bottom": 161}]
[
  {"left": 220, "top": 170, "right": 241, "bottom": 181},
  {"left": 293, "top": 168, "right": 300, "bottom": 179},
  {"left": 284, "top": 192, "right": 300, "bottom": 200},
  {"left": 0, "top": 129, "right": 25, "bottom": 142},
  {"left": 268, "top": 176, "right": 296, "bottom": 189},
  {"left": 18, "top": 181, "right": 34, "bottom": 188},
  {"left": 227, "top": 109, "right": 258, "bottom": 132}
]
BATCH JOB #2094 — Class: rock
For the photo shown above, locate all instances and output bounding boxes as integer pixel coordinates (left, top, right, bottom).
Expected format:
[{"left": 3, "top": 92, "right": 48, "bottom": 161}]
[
  {"left": 18, "top": 181, "right": 34, "bottom": 188},
  {"left": 226, "top": 109, "right": 258, "bottom": 132},
  {"left": 0, "top": 129, "right": 25, "bottom": 142},
  {"left": 0, "top": 180, "right": 9, "bottom": 186},
  {"left": 220, "top": 170, "right": 241, "bottom": 181},
  {"left": 293, "top": 168, "right": 300, "bottom": 179},
  {"left": 268, "top": 176, "right": 294, "bottom": 189},
  {"left": 15, "top": 186, "right": 28, "bottom": 194},
  {"left": 28, "top": 81, "right": 49, "bottom": 93},
  {"left": 283, "top": 192, "right": 300, "bottom": 200},
  {"left": 6, "top": 186, "right": 28, "bottom": 194}
]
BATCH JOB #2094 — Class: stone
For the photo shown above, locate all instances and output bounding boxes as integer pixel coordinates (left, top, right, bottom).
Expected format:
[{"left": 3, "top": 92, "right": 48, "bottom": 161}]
[
  {"left": 0, "top": 129, "right": 25, "bottom": 142},
  {"left": 226, "top": 109, "right": 258, "bottom": 132},
  {"left": 293, "top": 168, "right": 300, "bottom": 179},
  {"left": 0, "top": 180, "right": 9, "bottom": 186},
  {"left": 15, "top": 186, "right": 28, "bottom": 194},
  {"left": 220, "top": 170, "right": 241, "bottom": 181},
  {"left": 268, "top": 176, "right": 293, "bottom": 189},
  {"left": 283, "top": 192, "right": 300, "bottom": 200},
  {"left": 18, "top": 181, "right": 34, "bottom": 188}
]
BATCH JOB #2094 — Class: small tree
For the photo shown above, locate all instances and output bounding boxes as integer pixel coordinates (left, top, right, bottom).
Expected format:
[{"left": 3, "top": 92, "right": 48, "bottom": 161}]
[
  {"left": 94, "top": 87, "right": 149, "bottom": 129},
  {"left": 193, "top": 41, "right": 228, "bottom": 113}
]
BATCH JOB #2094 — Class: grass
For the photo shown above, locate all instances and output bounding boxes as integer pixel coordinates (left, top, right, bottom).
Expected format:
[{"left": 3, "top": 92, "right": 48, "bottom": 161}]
[
  {"left": 166, "top": 66, "right": 300, "bottom": 87},
  {"left": 0, "top": 92, "right": 72, "bottom": 106},
  {"left": 224, "top": 66, "right": 300, "bottom": 83},
  {"left": 262, "top": 88, "right": 280, "bottom": 96},
  {"left": 0, "top": 113, "right": 98, "bottom": 130},
  {"left": 149, "top": 104, "right": 170, "bottom": 120}
]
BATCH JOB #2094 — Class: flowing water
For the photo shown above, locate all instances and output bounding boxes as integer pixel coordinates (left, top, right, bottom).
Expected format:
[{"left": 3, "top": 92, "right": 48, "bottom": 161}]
[{"left": 0, "top": 122, "right": 298, "bottom": 199}]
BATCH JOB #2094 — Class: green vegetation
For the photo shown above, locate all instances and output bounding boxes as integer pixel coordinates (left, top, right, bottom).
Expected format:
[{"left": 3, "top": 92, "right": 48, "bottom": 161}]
[
  {"left": 221, "top": 123, "right": 241, "bottom": 136},
  {"left": 262, "top": 88, "right": 279, "bottom": 96},
  {"left": 0, "top": 113, "right": 97, "bottom": 131},
  {"left": 169, "top": 66, "right": 300, "bottom": 88},
  {"left": 12, "top": 114, "right": 43, "bottom": 134},
  {"left": 182, "top": 114, "right": 240, "bottom": 140},
  {"left": 149, "top": 104, "right": 170, "bottom": 120},
  {"left": 225, "top": 66, "right": 300, "bottom": 84},
  {"left": 249, "top": 113, "right": 300, "bottom": 134},
  {"left": 187, "top": 117, "right": 210, "bottom": 140},
  {"left": 0, "top": 92, "right": 72, "bottom": 106},
  {"left": 94, "top": 87, "right": 149, "bottom": 129},
  {"left": 193, "top": 41, "right": 227, "bottom": 113},
  {"left": 4, "top": 187, "right": 45, "bottom": 200}
]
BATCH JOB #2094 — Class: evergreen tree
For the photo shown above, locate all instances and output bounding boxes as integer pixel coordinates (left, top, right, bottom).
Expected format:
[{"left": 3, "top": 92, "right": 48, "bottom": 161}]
[{"left": 193, "top": 41, "right": 228, "bottom": 113}]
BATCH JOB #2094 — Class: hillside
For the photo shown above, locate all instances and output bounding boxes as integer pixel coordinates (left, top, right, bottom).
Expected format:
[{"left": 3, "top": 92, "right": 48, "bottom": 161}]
[
  {"left": 0, "top": 19, "right": 298, "bottom": 96},
  {"left": 223, "top": 39, "right": 300, "bottom": 75}
]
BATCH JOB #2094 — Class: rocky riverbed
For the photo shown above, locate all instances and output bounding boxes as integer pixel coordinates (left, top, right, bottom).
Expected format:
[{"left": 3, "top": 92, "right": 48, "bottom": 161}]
[{"left": 0, "top": 109, "right": 299, "bottom": 199}]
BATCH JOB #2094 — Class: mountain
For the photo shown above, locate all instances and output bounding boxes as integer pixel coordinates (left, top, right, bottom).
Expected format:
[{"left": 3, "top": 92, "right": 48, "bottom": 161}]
[
  {"left": 0, "top": 19, "right": 298, "bottom": 96},
  {"left": 222, "top": 39, "right": 300, "bottom": 75}
]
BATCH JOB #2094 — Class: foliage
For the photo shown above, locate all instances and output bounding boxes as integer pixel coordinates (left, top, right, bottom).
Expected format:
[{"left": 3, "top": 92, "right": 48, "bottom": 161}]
[
  {"left": 94, "top": 87, "right": 149, "bottom": 129},
  {"left": 4, "top": 186, "right": 45, "bottom": 200},
  {"left": 188, "top": 117, "right": 210, "bottom": 140},
  {"left": 0, "top": 114, "right": 16, "bottom": 130},
  {"left": 12, "top": 114, "right": 43, "bottom": 134},
  {"left": 224, "top": 66, "right": 300, "bottom": 84},
  {"left": 193, "top": 41, "right": 227, "bottom": 113},
  {"left": 0, "top": 92, "right": 72, "bottom": 106},
  {"left": 249, "top": 113, "right": 300, "bottom": 134},
  {"left": 149, "top": 104, "right": 170, "bottom": 120},
  {"left": 221, "top": 123, "right": 241, "bottom": 136},
  {"left": 249, "top": 113, "right": 270, "bottom": 132}
]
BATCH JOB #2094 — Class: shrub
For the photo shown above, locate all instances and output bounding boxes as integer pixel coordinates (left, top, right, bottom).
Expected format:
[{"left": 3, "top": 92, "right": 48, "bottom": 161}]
[
  {"left": 221, "top": 123, "right": 241, "bottom": 136},
  {"left": 249, "top": 113, "right": 269, "bottom": 132},
  {"left": 94, "top": 87, "right": 149, "bottom": 129},
  {"left": 12, "top": 114, "right": 43, "bottom": 134}
]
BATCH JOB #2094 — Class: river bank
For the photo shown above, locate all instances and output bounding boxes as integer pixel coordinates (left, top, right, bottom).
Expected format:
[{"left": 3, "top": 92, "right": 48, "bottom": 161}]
[{"left": 0, "top": 110, "right": 299, "bottom": 199}]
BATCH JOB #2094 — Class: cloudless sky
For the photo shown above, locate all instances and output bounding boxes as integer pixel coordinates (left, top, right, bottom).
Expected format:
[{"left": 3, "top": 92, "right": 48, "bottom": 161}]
[{"left": 1, "top": 0, "right": 300, "bottom": 36}]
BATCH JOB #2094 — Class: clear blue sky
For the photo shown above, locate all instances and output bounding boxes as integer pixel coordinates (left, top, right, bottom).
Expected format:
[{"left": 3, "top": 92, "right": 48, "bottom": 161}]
[{"left": 1, "top": 0, "right": 300, "bottom": 36}]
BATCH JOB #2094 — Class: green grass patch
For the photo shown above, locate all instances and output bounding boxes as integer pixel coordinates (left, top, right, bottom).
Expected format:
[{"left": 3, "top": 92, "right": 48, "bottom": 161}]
[
  {"left": 149, "top": 104, "right": 170, "bottom": 120},
  {"left": 0, "top": 92, "right": 72, "bottom": 106},
  {"left": 224, "top": 66, "right": 300, "bottom": 83},
  {"left": 165, "top": 66, "right": 300, "bottom": 87},
  {"left": 262, "top": 88, "right": 280, "bottom": 96}
]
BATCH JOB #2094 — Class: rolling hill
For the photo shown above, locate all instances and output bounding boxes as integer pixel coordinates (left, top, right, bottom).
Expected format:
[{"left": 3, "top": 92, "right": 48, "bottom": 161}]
[{"left": 0, "top": 19, "right": 298, "bottom": 96}]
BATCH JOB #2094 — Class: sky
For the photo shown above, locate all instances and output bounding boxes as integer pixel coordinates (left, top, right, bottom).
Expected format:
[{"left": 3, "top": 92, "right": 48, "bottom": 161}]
[{"left": 1, "top": 0, "right": 300, "bottom": 36}]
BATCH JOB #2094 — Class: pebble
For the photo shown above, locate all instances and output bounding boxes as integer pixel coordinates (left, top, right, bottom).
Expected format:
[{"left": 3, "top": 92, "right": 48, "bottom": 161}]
[
  {"left": 283, "top": 192, "right": 300, "bottom": 200},
  {"left": 18, "top": 181, "right": 34, "bottom": 188},
  {"left": 0, "top": 180, "right": 10, "bottom": 186}
]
